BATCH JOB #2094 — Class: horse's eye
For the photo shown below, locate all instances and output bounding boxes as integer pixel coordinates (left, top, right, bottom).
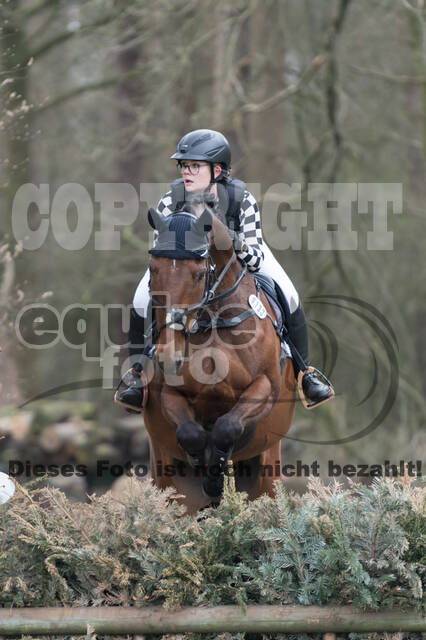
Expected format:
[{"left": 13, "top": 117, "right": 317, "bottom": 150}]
[{"left": 197, "top": 271, "right": 205, "bottom": 282}]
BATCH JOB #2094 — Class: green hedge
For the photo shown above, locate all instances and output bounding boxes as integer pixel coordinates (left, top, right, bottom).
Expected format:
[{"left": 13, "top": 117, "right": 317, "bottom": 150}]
[{"left": 0, "top": 476, "right": 424, "bottom": 640}]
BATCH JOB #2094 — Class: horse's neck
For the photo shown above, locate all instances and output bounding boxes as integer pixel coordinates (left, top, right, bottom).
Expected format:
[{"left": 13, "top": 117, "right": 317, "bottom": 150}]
[{"left": 209, "top": 215, "right": 241, "bottom": 287}]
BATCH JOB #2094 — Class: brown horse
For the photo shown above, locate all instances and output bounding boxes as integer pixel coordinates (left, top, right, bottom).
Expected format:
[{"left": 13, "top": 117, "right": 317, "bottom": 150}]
[{"left": 142, "top": 206, "right": 295, "bottom": 513}]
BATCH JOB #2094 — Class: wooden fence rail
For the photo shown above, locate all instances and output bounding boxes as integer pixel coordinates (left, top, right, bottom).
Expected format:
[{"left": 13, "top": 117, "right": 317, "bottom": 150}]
[{"left": 0, "top": 605, "right": 424, "bottom": 636}]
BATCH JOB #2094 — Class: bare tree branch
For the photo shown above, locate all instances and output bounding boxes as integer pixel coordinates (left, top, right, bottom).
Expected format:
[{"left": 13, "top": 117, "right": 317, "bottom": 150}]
[
  {"left": 33, "top": 67, "right": 145, "bottom": 114},
  {"left": 400, "top": 0, "right": 420, "bottom": 14},
  {"left": 25, "top": 12, "right": 119, "bottom": 63},
  {"left": 240, "top": 55, "right": 327, "bottom": 113},
  {"left": 349, "top": 64, "right": 426, "bottom": 84},
  {"left": 20, "top": 0, "right": 60, "bottom": 19}
]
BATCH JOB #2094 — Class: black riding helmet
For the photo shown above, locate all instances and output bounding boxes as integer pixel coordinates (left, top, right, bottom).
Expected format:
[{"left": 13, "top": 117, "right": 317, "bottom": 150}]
[{"left": 171, "top": 129, "right": 231, "bottom": 183}]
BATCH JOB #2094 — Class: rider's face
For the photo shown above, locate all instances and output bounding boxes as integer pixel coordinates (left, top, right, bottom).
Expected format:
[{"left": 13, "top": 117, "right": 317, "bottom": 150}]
[{"left": 179, "top": 161, "right": 222, "bottom": 192}]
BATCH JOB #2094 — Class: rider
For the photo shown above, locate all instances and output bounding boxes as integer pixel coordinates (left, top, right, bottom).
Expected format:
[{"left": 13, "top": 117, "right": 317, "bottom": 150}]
[{"left": 116, "top": 129, "right": 334, "bottom": 411}]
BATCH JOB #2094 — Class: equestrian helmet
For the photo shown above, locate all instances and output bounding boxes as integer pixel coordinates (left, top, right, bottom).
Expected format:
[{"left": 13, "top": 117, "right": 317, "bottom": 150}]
[{"left": 171, "top": 129, "right": 231, "bottom": 169}]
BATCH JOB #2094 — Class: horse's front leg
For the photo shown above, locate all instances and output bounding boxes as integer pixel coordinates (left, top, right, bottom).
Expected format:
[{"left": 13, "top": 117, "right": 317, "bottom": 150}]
[
  {"left": 160, "top": 386, "right": 208, "bottom": 466},
  {"left": 204, "top": 374, "right": 274, "bottom": 497}
]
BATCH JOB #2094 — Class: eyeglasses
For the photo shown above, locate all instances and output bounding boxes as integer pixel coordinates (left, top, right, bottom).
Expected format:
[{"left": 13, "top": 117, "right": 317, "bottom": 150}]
[{"left": 177, "top": 161, "right": 210, "bottom": 176}]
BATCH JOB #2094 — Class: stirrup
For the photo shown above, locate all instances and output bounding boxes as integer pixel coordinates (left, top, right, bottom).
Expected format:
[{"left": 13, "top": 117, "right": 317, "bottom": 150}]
[
  {"left": 114, "top": 368, "right": 149, "bottom": 413},
  {"left": 297, "top": 366, "right": 335, "bottom": 410}
]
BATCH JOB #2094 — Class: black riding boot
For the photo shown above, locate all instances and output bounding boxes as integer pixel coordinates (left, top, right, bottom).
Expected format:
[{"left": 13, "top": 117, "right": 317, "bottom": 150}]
[
  {"left": 287, "top": 304, "right": 334, "bottom": 408},
  {"left": 115, "top": 307, "right": 151, "bottom": 412}
]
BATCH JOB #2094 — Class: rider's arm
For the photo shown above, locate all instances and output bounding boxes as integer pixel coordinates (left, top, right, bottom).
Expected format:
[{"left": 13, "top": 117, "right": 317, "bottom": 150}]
[{"left": 235, "top": 191, "right": 264, "bottom": 272}]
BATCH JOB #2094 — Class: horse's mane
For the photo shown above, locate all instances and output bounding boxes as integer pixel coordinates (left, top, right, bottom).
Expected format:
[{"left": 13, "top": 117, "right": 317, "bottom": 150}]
[
  {"left": 209, "top": 199, "right": 227, "bottom": 227},
  {"left": 209, "top": 209, "right": 235, "bottom": 256}
]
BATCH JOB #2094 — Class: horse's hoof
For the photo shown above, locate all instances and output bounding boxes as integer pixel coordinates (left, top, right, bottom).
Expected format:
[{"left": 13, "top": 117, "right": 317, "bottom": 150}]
[{"left": 202, "top": 477, "right": 224, "bottom": 499}]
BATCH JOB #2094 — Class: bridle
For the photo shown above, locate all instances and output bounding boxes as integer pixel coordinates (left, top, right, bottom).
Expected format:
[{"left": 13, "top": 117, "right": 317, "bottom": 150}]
[{"left": 150, "top": 251, "right": 250, "bottom": 342}]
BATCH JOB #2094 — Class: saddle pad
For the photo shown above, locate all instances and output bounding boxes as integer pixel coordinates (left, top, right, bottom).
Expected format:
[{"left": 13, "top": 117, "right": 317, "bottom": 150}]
[
  {"left": 253, "top": 276, "right": 291, "bottom": 359},
  {"left": 261, "top": 291, "right": 291, "bottom": 358}
]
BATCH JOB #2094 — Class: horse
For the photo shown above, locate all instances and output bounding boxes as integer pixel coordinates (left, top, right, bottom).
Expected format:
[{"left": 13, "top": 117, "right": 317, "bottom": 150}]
[{"left": 142, "top": 206, "right": 296, "bottom": 513}]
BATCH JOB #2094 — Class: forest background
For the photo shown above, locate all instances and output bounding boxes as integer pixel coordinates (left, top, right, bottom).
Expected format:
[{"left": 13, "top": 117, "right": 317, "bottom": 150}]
[{"left": 0, "top": 0, "right": 424, "bottom": 495}]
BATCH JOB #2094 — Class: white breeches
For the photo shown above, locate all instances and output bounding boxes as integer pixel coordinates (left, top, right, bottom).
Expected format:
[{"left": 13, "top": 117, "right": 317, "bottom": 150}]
[
  {"left": 258, "top": 243, "right": 299, "bottom": 313},
  {"left": 133, "top": 242, "right": 299, "bottom": 318}
]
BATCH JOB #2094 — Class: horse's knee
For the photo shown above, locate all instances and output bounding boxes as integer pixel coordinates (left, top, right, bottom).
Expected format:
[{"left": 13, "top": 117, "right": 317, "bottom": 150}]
[
  {"left": 212, "top": 416, "right": 244, "bottom": 451},
  {"left": 176, "top": 421, "right": 207, "bottom": 454}
]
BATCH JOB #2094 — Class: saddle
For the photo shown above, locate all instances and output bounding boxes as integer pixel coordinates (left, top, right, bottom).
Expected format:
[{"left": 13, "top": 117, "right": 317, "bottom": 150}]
[{"left": 254, "top": 273, "right": 292, "bottom": 369}]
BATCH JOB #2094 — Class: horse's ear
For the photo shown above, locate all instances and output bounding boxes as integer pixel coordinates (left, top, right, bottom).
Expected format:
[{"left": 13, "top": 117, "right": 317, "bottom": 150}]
[
  {"left": 148, "top": 208, "right": 168, "bottom": 231},
  {"left": 193, "top": 208, "right": 213, "bottom": 235}
]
